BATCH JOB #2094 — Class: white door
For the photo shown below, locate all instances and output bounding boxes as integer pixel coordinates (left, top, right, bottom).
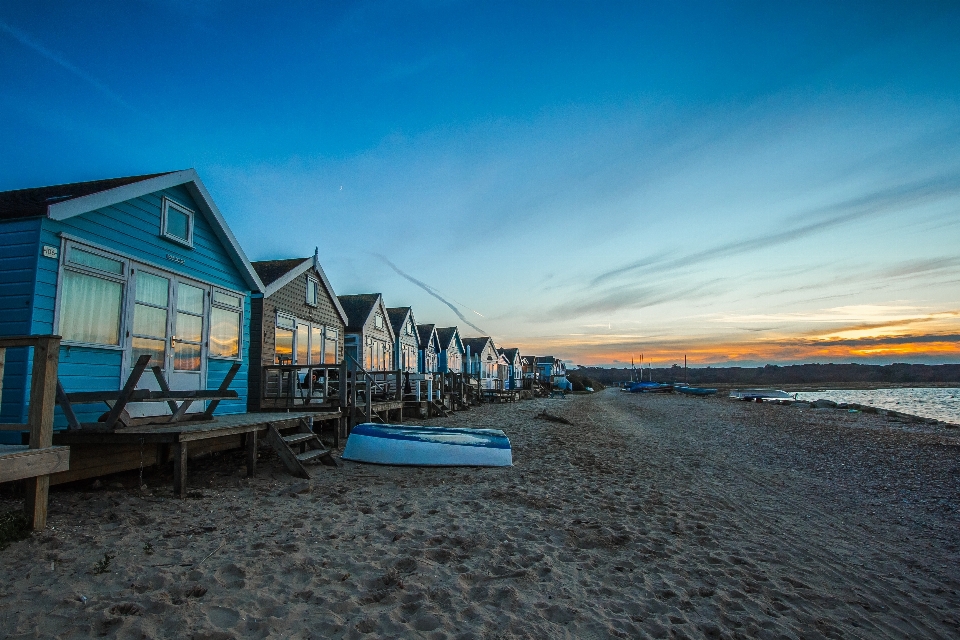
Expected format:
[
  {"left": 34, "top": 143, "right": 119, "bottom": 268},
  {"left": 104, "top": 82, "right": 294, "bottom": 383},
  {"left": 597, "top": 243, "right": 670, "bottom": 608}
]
[{"left": 126, "top": 269, "right": 207, "bottom": 417}]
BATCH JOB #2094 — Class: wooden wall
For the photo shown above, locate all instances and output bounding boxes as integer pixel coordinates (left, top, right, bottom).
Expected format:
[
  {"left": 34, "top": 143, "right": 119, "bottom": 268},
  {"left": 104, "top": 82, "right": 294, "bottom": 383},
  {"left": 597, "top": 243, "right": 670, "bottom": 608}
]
[
  {"left": 0, "top": 218, "right": 41, "bottom": 433},
  {"left": 248, "top": 268, "right": 345, "bottom": 410}
]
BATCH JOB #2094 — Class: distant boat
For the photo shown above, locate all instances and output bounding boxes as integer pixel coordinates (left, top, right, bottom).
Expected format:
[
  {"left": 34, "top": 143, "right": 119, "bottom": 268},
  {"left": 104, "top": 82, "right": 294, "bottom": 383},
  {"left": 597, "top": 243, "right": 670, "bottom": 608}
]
[
  {"left": 676, "top": 385, "right": 718, "bottom": 396},
  {"left": 730, "top": 389, "right": 796, "bottom": 401},
  {"left": 625, "top": 381, "right": 673, "bottom": 393},
  {"left": 342, "top": 423, "right": 513, "bottom": 467}
]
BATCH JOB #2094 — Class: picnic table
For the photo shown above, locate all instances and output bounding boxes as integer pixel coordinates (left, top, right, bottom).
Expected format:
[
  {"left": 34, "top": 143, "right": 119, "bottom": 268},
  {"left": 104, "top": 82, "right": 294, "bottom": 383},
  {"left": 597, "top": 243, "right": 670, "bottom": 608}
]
[{"left": 57, "top": 355, "right": 240, "bottom": 431}]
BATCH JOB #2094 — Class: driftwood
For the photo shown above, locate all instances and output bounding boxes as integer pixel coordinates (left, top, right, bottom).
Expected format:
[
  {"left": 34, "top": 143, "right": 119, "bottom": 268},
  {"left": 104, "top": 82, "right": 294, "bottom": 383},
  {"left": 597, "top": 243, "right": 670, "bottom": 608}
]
[{"left": 535, "top": 410, "right": 573, "bottom": 425}]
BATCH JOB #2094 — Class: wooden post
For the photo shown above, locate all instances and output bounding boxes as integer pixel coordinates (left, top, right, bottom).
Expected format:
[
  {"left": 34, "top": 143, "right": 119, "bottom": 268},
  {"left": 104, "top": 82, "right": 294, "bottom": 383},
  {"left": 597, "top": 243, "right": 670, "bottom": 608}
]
[
  {"left": 245, "top": 429, "right": 257, "bottom": 477},
  {"left": 0, "top": 346, "right": 5, "bottom": 403},
  {"left": 24, "top": 336, "right": 60, "bottom": 530},
  {"left": 173, "top": 441, "right": 188, "bottom": 498}
]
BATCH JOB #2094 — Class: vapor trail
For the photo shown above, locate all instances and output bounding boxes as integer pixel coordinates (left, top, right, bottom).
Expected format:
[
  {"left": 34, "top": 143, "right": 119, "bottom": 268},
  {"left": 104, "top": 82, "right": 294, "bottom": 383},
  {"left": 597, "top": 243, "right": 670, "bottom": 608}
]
[
  {"left": 0, "top": 21, "right": 134, "bottom": 111},
  {"left": 377, "top": 255, "right": 487, "bottom": 334}
]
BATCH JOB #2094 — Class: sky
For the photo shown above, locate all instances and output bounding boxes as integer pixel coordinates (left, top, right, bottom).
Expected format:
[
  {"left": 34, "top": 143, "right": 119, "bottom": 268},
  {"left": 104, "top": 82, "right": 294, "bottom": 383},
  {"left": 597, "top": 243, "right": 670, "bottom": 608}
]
[{"left": 1, "top": 1, "right": 959, "bottom": 367}]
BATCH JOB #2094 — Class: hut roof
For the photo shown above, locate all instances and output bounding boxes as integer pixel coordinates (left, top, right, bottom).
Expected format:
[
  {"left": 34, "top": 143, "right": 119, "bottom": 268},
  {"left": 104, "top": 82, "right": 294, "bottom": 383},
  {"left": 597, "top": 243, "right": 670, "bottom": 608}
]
[
  {"left": 337, "top": 294, "right": 382, "bottom": 331},
  {"left": 251, "top": 259, "right": 308, "bottom": 286},
  {"left": 462, "top": 337, "right": 495, "bottom": 357},
  {"left": 416, "top": 323, "right": 437, "bottom": 347},
  {"left": 386, "top": 307, "right": 411, "bottom": 336},
  {"left": 0, "top": 171, "right": 175, "bottom": 220},
  {"left": 498, "top": 347, "right": 520, "bottom": 361},
  {"left": 436, "top": 327, "right": 461, "bottom": 351}
]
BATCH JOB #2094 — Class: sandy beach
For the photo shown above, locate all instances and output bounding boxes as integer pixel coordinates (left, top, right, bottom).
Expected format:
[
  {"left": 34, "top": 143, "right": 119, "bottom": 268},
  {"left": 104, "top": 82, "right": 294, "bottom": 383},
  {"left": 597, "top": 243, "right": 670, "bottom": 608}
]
[{"left": 1, "top": 389, "right": 959, "bottom": 639}]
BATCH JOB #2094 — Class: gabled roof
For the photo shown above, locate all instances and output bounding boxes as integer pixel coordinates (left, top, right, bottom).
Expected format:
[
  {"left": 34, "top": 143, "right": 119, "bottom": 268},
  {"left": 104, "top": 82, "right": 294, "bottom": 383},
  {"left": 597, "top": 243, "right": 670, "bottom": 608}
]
[
  {"left": 0, "top": 169, "right": 264, "bottom": 292},
  {"left": 251, "top": 251, "right": 349, "bottom": 325},
  {"left": 337, "top": 294, "right": 379, "bottom": 331},
  {"left": 0, "top": 172, "right": 174, "bottom": 220},
  {"left": 462, "top": 337, "right": 495, "bottom": 358},
  {"left": 252, "top": 259, "right": 305, "bottom": 287},
  {"left": 416, "top": 323, "right": 437, "bottom": 349},
  {"left": 498, "top": 347, "right": 521, "bottom": 362},
  {"left": 337, "top": 294, "right": 395, "bottom": 341},
  {"left": 436, "top": 327, "right": 463, "bottom": 352},
  {"left": 386, "top": 307, "right": 419, "bottom": 347}
]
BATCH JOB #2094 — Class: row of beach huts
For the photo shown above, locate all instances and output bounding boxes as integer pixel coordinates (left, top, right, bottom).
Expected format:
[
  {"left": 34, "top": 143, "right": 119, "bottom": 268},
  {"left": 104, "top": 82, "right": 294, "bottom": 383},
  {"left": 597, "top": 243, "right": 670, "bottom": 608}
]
[{"left": 0, "top": 169, "right": 568, "bottom": 527}]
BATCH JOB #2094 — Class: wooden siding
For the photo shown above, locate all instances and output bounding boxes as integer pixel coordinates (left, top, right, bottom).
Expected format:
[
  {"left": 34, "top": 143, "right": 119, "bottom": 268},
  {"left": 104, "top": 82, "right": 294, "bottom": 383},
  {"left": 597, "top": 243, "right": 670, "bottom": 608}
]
[
  {"left": 393, "top": 311, "right": 420, "bottom": 373},
  {"left": 437, "top": 331, "right": 464, "bottom": 373},
  {"left": 16, "top": 184, "right": 252, "bottom": 426},
  {"left": 0, "top": 218, "right": 41, "bottom": 434},
  {"left": 248, "top": 268, "right": 345, "bottom": 410},
  {"left": 348, "top": 299, "right": 393, "bottom": 370}
]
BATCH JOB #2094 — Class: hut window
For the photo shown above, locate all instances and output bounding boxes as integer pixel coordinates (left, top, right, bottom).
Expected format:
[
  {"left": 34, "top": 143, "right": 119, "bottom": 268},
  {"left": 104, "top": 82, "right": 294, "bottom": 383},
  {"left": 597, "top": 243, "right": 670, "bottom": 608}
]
[
  {"left": 275, "top": 328, "right": 293, "bottom": 365},
  {"left": 210, "top": 289, "right": 243, "bottom": 359},
  {"left": 296, "top": 322, "right": 310, "bottom": 364},
  {"left": 306, "top": 278, "right": 319, "bottom": 306},
  {"left": 161, "top": 197, "right": 194, "bottom": 247},
  {"left": 324, "top": 328, "right": 338, "bottom": 364},
  {"left": 310, "top": 325, "right": 322, "bottom": 363},
  {"left": 59, "top": 244, "right": 126, "bottom": 347},
  {"left": 374, "top": 313, "right": 384, "bottom": 330}
]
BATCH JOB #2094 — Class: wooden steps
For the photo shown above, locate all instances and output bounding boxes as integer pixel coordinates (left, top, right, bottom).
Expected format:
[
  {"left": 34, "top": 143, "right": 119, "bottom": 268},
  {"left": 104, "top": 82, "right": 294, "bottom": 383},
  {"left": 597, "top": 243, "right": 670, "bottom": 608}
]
[{"left": 265, "top": 418, "right": 339, "bottom": 478}]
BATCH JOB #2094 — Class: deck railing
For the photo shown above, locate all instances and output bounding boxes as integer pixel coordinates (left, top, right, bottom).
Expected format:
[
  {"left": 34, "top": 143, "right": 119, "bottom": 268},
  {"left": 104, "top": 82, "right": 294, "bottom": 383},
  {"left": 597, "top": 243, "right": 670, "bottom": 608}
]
[
  {"left": 0, "top": 335, "right": 70, "bottom": 530},
  {"left": 260, "top": 363, "right": 343, "bottom": 409}
]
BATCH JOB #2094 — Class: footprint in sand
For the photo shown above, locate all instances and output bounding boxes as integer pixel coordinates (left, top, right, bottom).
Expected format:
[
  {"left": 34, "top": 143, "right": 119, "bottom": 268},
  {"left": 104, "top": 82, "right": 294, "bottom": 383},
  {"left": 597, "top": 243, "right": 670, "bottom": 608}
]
[{"left": 205, "top": 605, "right": 240, "bottom": 629}]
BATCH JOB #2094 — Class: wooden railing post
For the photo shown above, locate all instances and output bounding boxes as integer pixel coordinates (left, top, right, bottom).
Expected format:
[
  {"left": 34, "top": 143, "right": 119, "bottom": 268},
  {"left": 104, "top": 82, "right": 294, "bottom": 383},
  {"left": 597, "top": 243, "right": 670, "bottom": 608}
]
[{"left": 24, "top": 336, "right": 60, "bottom": 530}]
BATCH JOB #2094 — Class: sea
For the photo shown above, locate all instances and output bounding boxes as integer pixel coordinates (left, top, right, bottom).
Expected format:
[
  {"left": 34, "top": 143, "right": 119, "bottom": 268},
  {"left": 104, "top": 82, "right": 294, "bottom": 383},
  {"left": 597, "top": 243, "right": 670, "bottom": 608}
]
[{"left": 794, "top": 387, "right": 960, "bottom": 425}]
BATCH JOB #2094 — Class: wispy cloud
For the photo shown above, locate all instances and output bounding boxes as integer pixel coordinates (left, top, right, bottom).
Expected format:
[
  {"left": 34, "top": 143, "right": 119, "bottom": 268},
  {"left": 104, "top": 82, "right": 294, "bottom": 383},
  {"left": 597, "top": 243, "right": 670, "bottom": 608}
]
[
  {"left": 0, "top": 21, "right": 134, "bottom": 111},
  {"left": 547, "top": 279, "right": 727, "bottom": 319},
  {"left": 592, "top": 174, "right": 960, "bottom": 285},
  {"left": 377, "top": 255, "right": 487, "bottom": 334}
]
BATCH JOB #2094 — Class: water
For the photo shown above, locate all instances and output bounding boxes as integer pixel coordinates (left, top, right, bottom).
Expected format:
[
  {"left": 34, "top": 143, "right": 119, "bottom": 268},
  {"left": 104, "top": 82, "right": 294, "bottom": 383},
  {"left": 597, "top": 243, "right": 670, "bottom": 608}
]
[{"left": 794, "top": 387, "right": 960, "bottom": 425}]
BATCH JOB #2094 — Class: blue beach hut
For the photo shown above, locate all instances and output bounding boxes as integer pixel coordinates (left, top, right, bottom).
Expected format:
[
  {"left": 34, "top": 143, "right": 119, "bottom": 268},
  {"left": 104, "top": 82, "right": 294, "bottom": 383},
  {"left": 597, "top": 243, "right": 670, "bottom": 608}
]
[{"left": 0, "top": 170, "right": 264, "bottom": 442}]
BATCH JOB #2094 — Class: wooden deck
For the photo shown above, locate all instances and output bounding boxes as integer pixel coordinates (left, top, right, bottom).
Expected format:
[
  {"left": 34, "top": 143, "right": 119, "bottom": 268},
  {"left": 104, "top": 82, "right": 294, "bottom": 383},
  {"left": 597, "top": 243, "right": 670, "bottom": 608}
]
[
  {"left": 51, "top": 411, "right": 341, "bottom": 496},
  {"left": 0, "top": 445, "right": 70, "bottom": 484}
]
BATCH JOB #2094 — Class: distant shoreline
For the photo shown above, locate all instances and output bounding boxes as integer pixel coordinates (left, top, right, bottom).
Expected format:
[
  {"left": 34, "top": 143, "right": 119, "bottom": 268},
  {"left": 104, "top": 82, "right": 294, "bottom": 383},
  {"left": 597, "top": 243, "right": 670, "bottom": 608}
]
[{"left": 575, "top": 362, "right": 960, "bottom": 388}]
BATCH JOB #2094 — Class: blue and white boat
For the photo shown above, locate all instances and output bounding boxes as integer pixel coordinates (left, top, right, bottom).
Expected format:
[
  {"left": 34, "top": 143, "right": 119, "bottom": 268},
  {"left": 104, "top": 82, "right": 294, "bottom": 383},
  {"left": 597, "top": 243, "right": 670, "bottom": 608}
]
[{"left": 342, "top": 423, "right": 513, "bottom": 467}]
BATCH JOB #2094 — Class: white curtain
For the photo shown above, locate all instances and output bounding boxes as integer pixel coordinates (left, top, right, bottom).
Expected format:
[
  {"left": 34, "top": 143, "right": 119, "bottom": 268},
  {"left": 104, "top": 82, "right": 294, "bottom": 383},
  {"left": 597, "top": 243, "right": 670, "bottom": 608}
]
[{"left": 60, "top": 270, "right": 122, "bottom": 345}]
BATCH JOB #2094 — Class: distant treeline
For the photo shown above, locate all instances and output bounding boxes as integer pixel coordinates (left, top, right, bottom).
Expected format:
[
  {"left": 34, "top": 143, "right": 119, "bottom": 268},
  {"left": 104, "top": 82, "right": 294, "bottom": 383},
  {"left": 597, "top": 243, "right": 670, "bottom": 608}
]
[{"left": 573, "top": 363, "right": 960, "bottom": 385}]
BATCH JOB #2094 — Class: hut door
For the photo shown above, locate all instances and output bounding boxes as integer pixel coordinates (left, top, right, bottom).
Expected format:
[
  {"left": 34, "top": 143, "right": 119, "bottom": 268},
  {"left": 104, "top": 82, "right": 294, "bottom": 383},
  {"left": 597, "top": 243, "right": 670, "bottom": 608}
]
[
  {"left": 126, "top": 270, "right": 207, "bottom": 417},
  {"left": 168, "top": 280, "right": 206, "bottom": 402}
]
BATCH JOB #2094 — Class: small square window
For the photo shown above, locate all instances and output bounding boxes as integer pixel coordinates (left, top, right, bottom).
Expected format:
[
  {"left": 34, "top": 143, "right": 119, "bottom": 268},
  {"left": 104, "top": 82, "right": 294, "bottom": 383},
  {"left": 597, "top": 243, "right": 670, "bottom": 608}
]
[
  {"left": 374, "top": 314, "right": 383, "bottom": 330},
  {"left": 306, "top": 278, "right": 319, "bottom": 306},
  {"left": 161, "top": 197, "right": 194, "bottom": 247}
]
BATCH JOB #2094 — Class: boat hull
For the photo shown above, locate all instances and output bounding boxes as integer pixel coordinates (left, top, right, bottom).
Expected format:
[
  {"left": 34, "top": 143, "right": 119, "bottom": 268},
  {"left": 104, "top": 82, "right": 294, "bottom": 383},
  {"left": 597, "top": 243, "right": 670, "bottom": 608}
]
[
  {"left": 342, "top": 423, "right": 513, "bottom": 467},
  {"left": 676, "top": 386, "right": 718, "bottom": 396}
]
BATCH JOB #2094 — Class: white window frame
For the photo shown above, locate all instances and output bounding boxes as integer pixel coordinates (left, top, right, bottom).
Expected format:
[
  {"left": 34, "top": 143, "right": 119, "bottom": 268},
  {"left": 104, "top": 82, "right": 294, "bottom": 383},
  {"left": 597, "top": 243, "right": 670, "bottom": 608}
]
[
  {"left": 54, "top": 240, "right": 130, "bottom": 350},
  {"left": 160, "top": 196, "right": 195, "bottom": 248},
  {"left": 305, "top": 276, "right": 320, "bottom": 307},
  {"left": 275, "top": 312, "right": 339, "bottom": 365},
  {"left": 209, "top": 287, "right": 244, "bottom": 360}
]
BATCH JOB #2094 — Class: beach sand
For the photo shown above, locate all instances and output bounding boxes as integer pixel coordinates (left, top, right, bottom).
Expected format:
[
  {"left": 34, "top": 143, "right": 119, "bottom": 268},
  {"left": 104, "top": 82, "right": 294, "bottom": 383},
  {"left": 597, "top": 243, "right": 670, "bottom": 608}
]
[{"left": 1, "top": 389, "right": 958, "bottom": 639}]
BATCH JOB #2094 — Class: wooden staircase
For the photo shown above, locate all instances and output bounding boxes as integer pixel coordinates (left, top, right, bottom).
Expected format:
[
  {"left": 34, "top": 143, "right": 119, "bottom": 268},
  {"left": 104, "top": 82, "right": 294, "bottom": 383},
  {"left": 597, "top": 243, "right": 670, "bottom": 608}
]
[{"left": 265, "top": 418, "right": 339, "bottom": 479}]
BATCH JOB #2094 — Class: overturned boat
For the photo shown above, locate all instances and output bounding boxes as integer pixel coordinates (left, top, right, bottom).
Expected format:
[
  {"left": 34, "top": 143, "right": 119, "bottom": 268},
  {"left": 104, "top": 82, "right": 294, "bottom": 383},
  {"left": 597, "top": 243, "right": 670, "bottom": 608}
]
[
  {"left": 342, "top": 423, "right": 513, "bottom": 467},
  {"left": 730, "top": 389, "right": 796, "bottom": 402},
  {"left": 675, "top": 385, "right": 718, "bottom": 396}
]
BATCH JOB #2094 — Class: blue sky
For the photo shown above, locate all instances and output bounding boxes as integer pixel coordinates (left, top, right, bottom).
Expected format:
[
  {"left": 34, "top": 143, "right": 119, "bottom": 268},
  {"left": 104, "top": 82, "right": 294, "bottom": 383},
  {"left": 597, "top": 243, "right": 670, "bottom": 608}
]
[{"left": 2, "top": 1, "right": 959, "bottom": 365}]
